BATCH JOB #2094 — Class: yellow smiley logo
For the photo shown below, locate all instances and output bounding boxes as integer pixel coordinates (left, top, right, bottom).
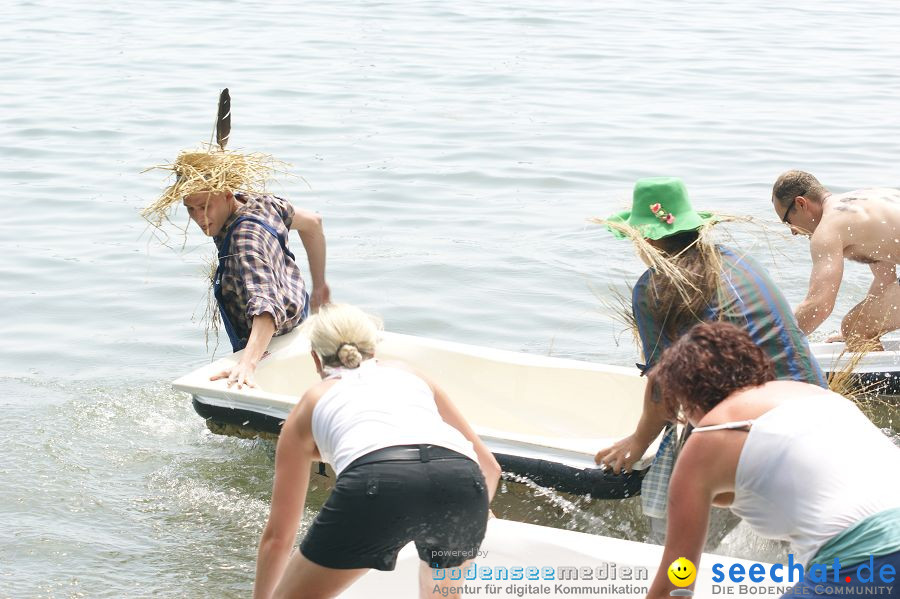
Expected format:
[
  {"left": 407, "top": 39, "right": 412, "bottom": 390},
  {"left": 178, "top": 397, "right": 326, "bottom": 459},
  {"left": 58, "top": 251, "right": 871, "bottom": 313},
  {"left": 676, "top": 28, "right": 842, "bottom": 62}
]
[{"left": 667, "top": 557, "right": 696, "bottom": 587}]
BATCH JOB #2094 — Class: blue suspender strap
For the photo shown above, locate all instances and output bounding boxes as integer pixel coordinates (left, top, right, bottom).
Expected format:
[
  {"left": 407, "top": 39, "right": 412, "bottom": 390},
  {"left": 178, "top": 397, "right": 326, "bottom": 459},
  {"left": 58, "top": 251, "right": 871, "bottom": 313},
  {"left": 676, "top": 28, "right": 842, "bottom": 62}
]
[
  {"left": 213, "top": 216, "right": 298, "bottom": 352},
  {"left": 214, "top": 217, "right": 249, "bottom": 352},
  {"left": 300, "top": 289, "right": 310, "bottom": 320}
]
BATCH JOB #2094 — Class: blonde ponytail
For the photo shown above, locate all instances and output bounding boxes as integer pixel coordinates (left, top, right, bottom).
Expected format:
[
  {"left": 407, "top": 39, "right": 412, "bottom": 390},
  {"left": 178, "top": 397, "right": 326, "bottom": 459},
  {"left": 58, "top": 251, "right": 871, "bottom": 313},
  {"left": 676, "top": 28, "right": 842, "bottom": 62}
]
[{"left": 337, "top": 343, "right": 363, "bottom": 368}]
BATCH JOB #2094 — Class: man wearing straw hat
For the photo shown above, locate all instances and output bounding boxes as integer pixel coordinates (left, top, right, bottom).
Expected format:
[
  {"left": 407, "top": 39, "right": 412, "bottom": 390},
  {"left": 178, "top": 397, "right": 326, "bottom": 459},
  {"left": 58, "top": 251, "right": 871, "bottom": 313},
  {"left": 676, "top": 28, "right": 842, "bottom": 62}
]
[
  {"left": 771, "top": 170, "right": 900, "bottom": 350},
  {"left": 144, "top": 148, "right": 330, "bottom": 389},
  {"left": 593, "top": 177, "right": 825, "bottom": 536}
]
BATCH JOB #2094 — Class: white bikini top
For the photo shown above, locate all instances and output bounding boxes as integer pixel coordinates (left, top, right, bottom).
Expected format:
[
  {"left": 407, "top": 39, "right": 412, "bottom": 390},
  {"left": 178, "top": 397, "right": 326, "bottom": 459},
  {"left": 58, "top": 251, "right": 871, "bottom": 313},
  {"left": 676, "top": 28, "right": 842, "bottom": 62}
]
[{"left": 693, "top": 393, "right": 900, "bottom": 564}]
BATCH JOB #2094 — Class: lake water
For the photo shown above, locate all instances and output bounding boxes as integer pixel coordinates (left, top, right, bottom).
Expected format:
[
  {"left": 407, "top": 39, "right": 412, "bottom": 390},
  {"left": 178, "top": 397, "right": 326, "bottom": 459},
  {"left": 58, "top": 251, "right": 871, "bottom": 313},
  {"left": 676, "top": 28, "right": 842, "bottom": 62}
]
[{"left": 2, "top": 0, "right": 899, "bottom": 596}]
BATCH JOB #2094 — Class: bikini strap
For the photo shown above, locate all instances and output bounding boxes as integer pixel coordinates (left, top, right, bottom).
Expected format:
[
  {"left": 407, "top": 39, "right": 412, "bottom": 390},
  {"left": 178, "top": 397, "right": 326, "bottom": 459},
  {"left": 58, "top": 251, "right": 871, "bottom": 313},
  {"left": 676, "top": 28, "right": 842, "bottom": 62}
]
[{"left": 692, "top": 420, "right": 754, "bottom": 433}]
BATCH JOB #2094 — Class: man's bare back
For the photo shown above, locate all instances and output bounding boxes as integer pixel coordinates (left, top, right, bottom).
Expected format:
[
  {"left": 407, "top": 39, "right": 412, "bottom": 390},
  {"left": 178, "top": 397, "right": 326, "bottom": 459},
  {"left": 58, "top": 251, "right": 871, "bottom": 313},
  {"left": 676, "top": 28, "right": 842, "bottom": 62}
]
[
  {"left": 824, "top": 188, "right": 900, "bottom": 265},
  {"left": 772, "top": 171, "right": 900, "bottom": 349}
]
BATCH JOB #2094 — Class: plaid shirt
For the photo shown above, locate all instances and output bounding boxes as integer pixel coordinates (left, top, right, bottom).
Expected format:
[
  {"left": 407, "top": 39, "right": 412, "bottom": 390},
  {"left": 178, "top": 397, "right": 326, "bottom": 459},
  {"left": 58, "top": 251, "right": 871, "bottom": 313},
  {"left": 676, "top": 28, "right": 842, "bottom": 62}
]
[
  {"left": 213, "top": 193, "right": 307, "bottom": 347},
  {"left": 633, "top": 245, "right": 826, "bottom": 518}
]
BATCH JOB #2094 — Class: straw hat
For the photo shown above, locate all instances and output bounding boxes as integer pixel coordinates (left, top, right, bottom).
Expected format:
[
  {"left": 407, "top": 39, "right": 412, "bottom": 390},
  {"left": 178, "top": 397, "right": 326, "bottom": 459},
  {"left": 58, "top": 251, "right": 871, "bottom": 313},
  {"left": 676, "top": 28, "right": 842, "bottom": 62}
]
[{"left": 142, "top": 147, "right": 281, "bottom": 228}]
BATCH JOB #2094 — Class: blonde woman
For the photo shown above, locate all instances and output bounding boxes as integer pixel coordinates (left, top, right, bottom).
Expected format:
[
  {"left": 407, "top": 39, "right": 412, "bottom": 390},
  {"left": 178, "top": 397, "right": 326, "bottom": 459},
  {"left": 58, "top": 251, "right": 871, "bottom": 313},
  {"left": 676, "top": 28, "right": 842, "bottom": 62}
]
[{"left": 253, "top": 304, "right": 501, "bottom": 599}]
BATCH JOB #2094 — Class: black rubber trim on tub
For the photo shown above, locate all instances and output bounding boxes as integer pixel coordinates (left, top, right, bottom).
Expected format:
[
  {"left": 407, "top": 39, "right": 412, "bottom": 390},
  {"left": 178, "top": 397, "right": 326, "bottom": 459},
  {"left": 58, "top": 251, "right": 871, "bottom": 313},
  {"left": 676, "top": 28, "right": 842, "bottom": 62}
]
[
  {"left": 192, "top": 397, "right": 646, "bottom": 499},
  {"left": 192, "top": 396, "right": 284, "bottom": 435},
  {"left": 494, "top": 453, "right": 645, "bottom": 499}
]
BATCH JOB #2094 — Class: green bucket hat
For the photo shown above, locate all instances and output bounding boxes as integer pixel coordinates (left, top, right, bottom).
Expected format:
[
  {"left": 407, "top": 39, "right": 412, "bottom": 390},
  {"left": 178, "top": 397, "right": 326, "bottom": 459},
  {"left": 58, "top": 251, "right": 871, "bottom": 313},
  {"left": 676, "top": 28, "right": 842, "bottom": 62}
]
[{"left": 606, "top": 177, "right": 715, "bottom": 240}]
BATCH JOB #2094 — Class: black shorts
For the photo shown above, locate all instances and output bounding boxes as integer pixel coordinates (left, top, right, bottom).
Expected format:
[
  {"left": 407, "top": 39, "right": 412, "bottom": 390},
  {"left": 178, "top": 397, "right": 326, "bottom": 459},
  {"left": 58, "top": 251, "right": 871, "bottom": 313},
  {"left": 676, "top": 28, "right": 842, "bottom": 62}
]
[{"left": 300, "top": 445, "right": 489, "bottom": 571}]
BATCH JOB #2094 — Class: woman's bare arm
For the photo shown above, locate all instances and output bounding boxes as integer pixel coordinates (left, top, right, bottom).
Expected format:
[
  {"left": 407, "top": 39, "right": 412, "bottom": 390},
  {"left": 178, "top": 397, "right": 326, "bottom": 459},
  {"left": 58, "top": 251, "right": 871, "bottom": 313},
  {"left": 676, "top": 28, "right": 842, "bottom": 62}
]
[
  {"left": 645, "top": 432, "right": 736, "bottom": 599},
  {"left": 429, "top": 379, "right": 502, "bottom": 501},
  {"left": 253, "top": 390, "right": 320, "bottom": 599}
]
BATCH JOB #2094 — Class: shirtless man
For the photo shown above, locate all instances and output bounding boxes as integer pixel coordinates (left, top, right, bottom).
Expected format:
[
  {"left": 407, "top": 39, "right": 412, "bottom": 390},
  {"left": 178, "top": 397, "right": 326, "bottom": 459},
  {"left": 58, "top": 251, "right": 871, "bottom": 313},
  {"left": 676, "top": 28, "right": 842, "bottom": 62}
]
[{"left": 771, "top": 170, "right": 900, "bottom": 349}]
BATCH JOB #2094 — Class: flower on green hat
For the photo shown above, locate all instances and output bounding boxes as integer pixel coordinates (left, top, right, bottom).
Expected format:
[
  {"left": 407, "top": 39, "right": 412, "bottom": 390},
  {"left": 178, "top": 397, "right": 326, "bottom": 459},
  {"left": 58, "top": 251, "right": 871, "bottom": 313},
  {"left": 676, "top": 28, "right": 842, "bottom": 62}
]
[{"left": 649, "top": 202, "right": 676, "bottom": 224}]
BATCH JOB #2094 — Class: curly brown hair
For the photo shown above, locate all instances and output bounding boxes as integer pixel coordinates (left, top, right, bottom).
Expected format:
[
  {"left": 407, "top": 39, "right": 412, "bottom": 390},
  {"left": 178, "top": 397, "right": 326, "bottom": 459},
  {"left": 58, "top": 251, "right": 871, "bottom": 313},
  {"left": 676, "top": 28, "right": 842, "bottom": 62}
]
[{"left": 652, "top": 321, "right": 775, "bottom": 419}]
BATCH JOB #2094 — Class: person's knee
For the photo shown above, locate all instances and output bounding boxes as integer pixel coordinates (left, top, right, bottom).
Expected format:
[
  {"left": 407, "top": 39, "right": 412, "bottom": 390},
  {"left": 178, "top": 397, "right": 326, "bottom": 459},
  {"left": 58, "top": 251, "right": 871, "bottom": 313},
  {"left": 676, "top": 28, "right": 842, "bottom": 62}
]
[
  {"left": 841, "top": 317, "right": 884, "bottom": 352},
  {"left": 841, "top": 306, "right": 874, "bottom": 338},
  {"left": 842, "top": 322, "right": 879, "bottom": 343},
  {"left": 840, "top": 313, "right": 857, "bottom": 336}
]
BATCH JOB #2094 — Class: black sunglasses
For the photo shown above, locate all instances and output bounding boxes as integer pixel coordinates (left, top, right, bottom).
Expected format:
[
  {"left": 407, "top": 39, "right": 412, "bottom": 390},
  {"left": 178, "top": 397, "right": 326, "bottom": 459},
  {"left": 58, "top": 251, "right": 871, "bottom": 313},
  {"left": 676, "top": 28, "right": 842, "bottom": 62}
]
[{"left": 781, "top": 197, "right": 797, "bottom": 224}]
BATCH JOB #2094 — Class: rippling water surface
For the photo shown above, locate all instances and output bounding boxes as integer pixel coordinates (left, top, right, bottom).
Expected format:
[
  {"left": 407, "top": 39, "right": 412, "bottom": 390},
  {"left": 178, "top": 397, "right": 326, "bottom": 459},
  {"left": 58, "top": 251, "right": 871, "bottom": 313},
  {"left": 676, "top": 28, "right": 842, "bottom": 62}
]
[{"left": 2, "top": 1, "right": 900, "bottom": 596}]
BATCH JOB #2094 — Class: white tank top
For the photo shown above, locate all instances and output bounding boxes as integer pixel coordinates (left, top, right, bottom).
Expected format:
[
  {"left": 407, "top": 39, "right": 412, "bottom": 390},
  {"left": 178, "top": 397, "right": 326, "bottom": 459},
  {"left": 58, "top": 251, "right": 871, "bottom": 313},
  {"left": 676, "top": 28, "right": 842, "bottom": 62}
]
[
  {"left": 310, "top": 360, "right": 478, "bottom": 476},
  {"left": 707, "top": 393, "right": 900, "bottom": 565}
]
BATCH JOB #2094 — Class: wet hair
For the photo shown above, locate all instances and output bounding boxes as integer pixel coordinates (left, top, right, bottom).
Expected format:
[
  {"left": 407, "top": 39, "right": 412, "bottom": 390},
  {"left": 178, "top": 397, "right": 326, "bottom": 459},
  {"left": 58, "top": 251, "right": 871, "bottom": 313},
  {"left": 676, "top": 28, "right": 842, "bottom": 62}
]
[
  {"left": 647, "top": 229, "right": 721, "bottom": 341},
  {"left": 652, "top": 321, "right": 775, "bottom": 419},
  {"left": 772, "top": 170, "right": 828, "bottom": 208},
  {"left": 301, "top": 304, "right": 382, "bottom": 369}
]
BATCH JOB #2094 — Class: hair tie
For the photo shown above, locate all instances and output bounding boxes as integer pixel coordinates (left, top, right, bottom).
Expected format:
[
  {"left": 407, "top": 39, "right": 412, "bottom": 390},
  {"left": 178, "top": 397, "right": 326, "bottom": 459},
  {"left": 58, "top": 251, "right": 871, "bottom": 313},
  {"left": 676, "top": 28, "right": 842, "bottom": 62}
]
[{"left": 337, "top": 343, "right": 362, "bottom": 369}]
